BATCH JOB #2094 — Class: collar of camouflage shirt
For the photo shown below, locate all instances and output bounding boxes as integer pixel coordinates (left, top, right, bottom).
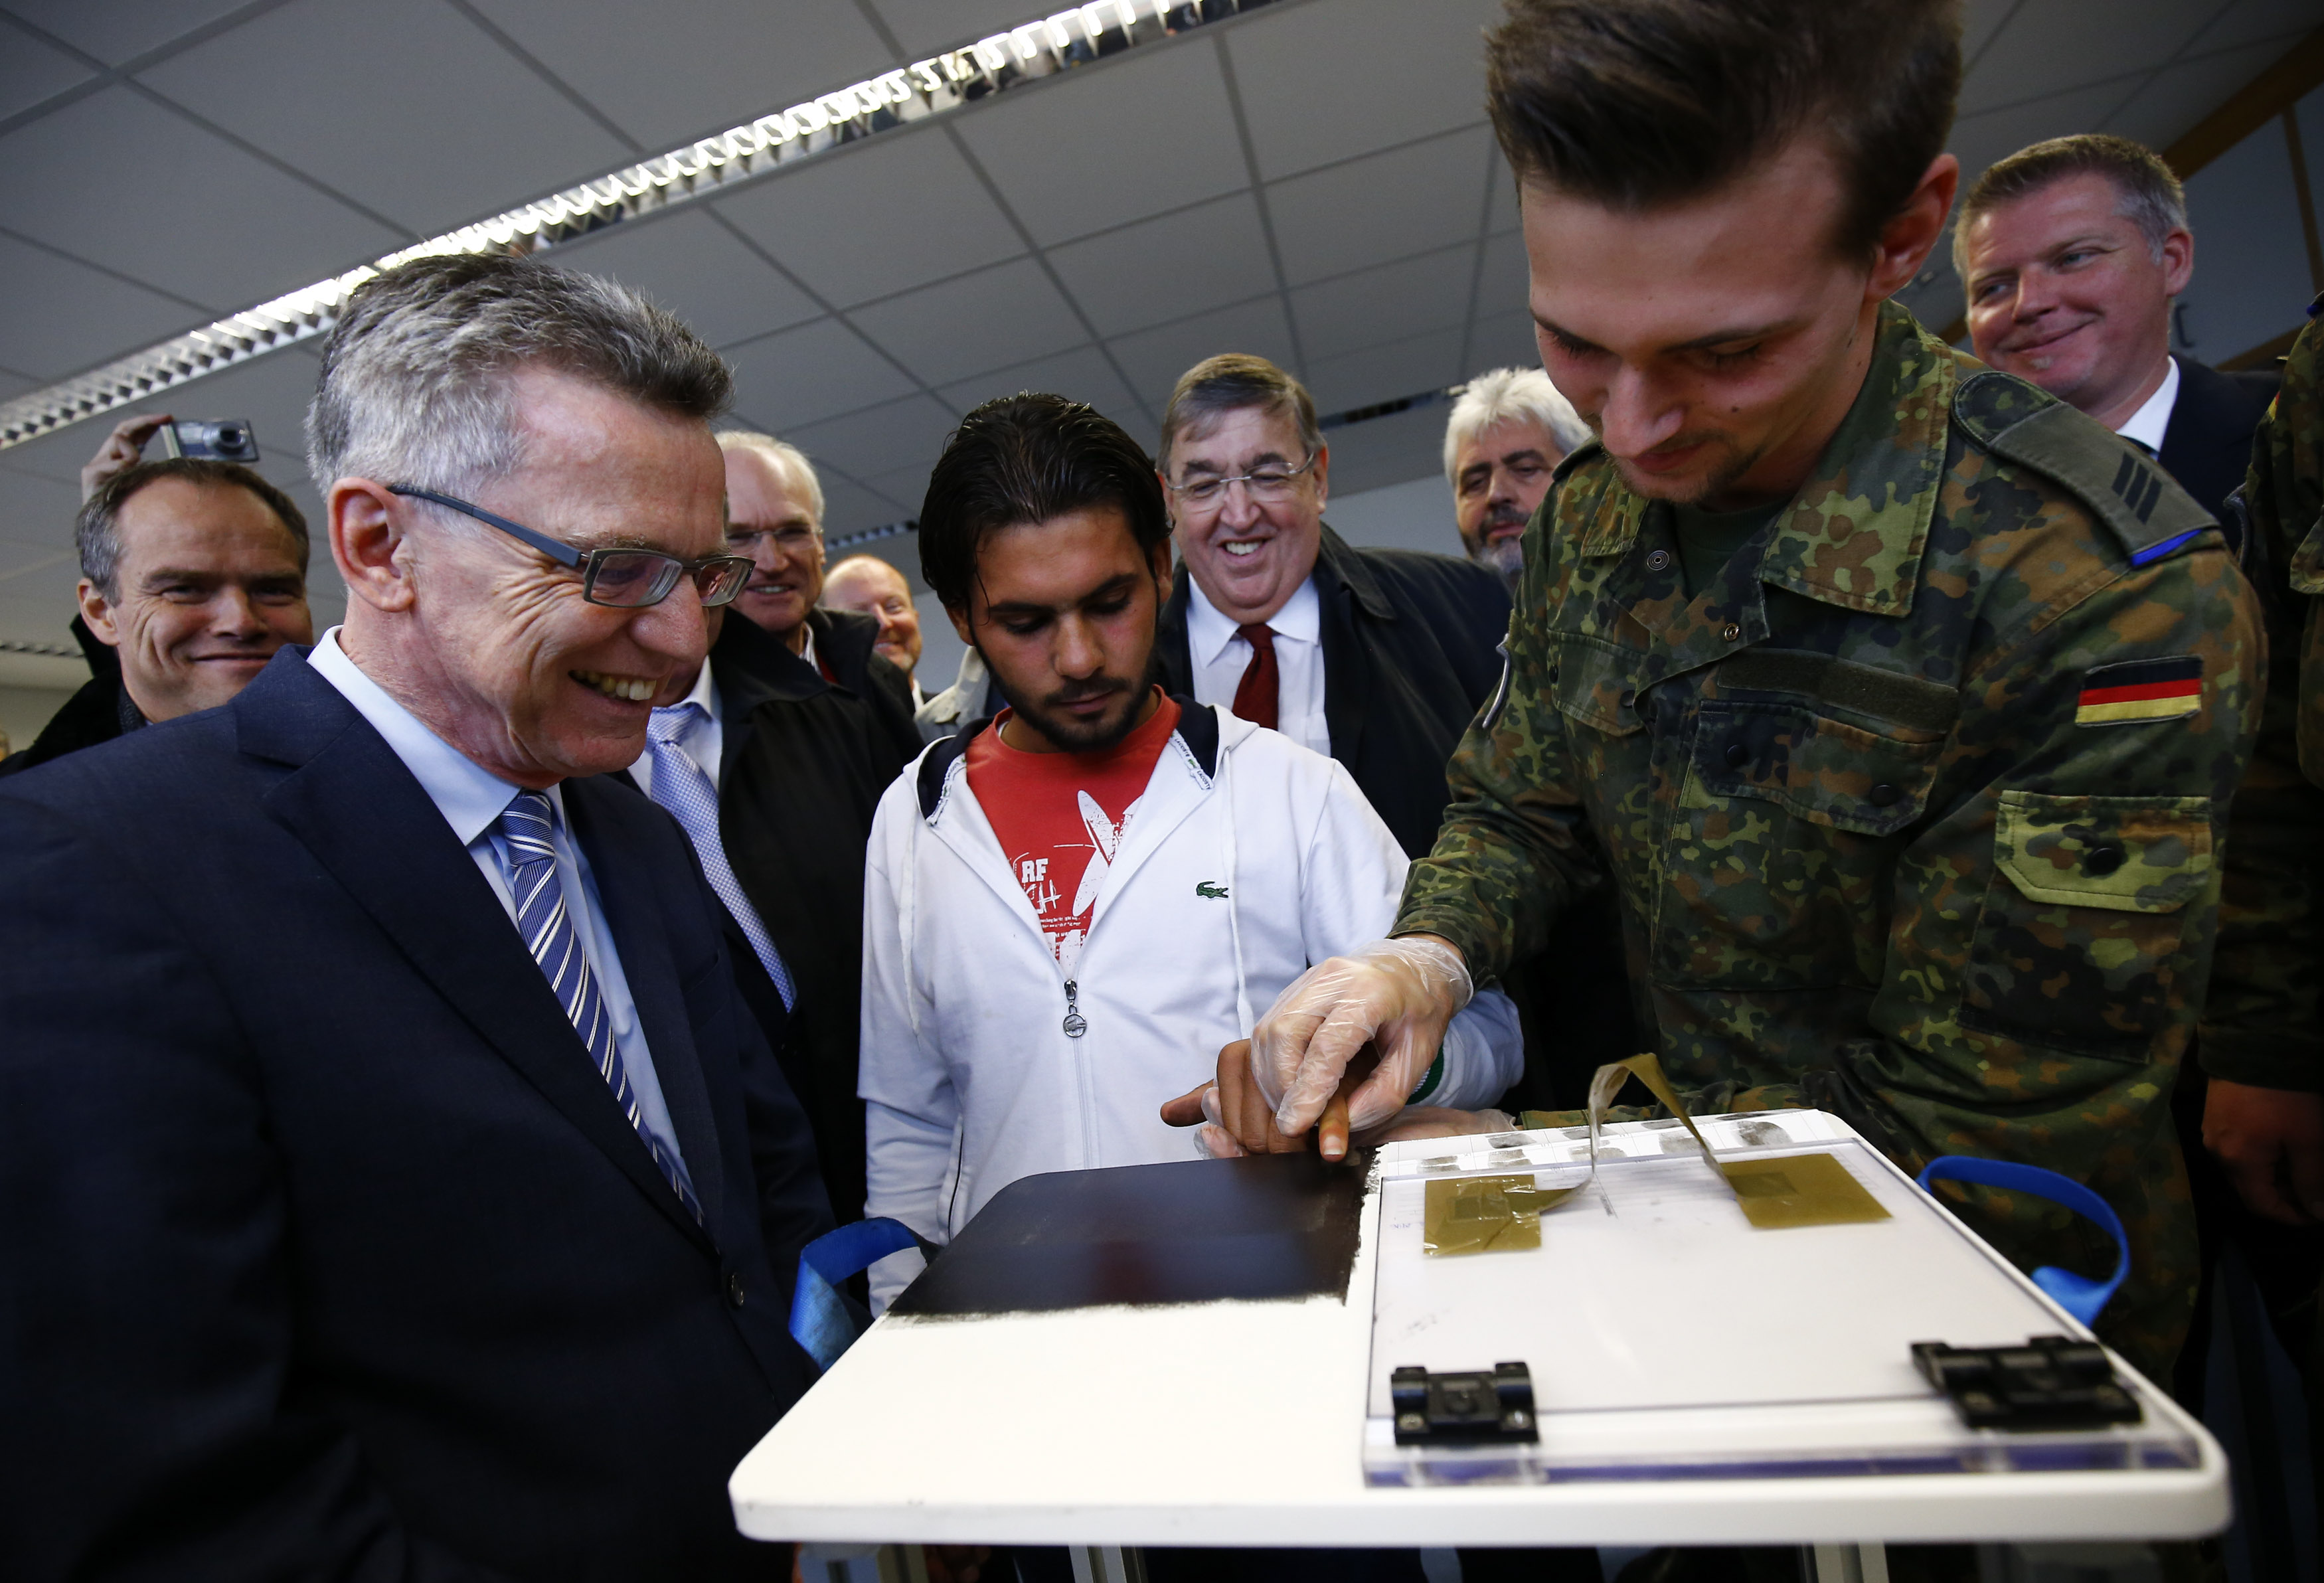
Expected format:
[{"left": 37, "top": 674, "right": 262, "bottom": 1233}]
[{"left": 1578, "top": 299, "right": 1952, "bottom": 624}]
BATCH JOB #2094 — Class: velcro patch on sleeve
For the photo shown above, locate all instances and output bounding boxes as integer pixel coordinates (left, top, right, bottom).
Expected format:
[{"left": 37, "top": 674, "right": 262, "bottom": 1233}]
[{"left": 2074, "top": 655, "right": 2202, "bottom": 726}]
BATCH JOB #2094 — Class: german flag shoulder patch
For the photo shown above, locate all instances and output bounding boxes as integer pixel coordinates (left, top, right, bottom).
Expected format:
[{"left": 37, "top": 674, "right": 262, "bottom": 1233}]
[{"left": 2075, "top": 655, "right": 2202, "bottom": 726}]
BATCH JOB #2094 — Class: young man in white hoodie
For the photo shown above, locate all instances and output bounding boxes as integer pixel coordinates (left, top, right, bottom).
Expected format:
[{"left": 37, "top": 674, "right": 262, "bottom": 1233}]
[{"left": 860, "top": 395, "right": 1522, "bottom": 1306}]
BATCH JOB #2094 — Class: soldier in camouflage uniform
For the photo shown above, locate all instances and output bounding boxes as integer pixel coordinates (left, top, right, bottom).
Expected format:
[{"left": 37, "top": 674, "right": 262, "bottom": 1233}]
[
  {"left": 1396, "top": 299, "right": 2260, "bottom": 1381},
  {"left": 1230, "top": 0, "right": 2265, "bottom": 1387}
]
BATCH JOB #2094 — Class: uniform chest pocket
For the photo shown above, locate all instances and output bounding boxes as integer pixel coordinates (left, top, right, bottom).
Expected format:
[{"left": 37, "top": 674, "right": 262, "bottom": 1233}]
[
  {"left": 1550, "top": 633, "right": 1647, "bottom": 738},
  {"left": 1961, "top": 790, "right": 2214, "bottom": 1058},
  {"left": 1656, "top": 701, "right": 1946, "bottom": 991}
]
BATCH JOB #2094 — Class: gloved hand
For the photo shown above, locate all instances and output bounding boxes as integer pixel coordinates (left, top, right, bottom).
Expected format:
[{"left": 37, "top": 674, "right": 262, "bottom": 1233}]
[{"left": 1249, "top": 935, "right": 1472, "bottom": 1137}]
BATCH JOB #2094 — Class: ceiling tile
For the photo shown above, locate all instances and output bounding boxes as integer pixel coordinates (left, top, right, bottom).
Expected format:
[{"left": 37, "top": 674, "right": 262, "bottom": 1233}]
[
  {"left": 1320, "top": 401, "right": 1459, "bottom": 498},
  {"left": 786, "top": 393, "right": 957, "bottom": 482},
  {"left": 865, "top": 0, "right": 1038, "bottom": 59},
  {"left": 1473, "top": 230, "right": 1529, "bottom": 324},
  {"left": 856, "top": 465, "right": 936, "bottom": 523},
  {"left": 0, "top": 13, "right": 94, "bottom": 119},
  {"left": 1948, "top": 80, "right": 2147, "bottom": 189},
  {"left": 955, "top": 39, "right": 1247, "bottom": 246},
  {"left": 1268, "top": 128, "right": 1492, "bottom": 286},
  {"left": 2104, "top": 37, "right": 2307, "bottom": 153},
  {"left": 1228, "top": 0, "right": 1501, "bottom": 180},
  {"left": 545, "top": 209, "right": 819, "bottom": 350},
  {"left": 1292, "top": 244, "right": 1475, "bottom": 365},
  {"left": 1463, "top": 307, "right": 1544, "bottom": 381},
  {"left": 817, "top": 473, "right": 912, "bottom": 537},
  {"left": 0, "top": 371, "right": 30, "bottom": 403},
  {"left": 2181, "top": 0, "right": 2322, "bottom": 57},
  {"left": 936, "top": 344, "right": 1145, "bottom": 434},
  {"left": 1303, "top": 329, "right": 1461, "bottom": 416},
  {"left": 1959, "top": 0, "right": 2214, "bottom": 118},
  {"left": 0, "top": 84, "right": 404, "bottom": 311},
  {"left": 464, "top": 0, "right": 892, "bottom": 154},
  {"left": 847, "top": 256, "right": 1086, "bottom": 388},
  {"left": 3, "top": 0, "right": 252, "bottom": 64},
  {"left": 1960, "top": 0, "right": 2022, "bottom": 66},
  {"left": 724, "top": 317, "right": 918, "bottom": 433},
  {"left": 0, "top": 233, "right": 203, "bottom": 381},
  {"left": 716, "top": 129, "right": 1026, "bottom": 309},
  {"left": 1108, "top": 296, "right": 1298, "bottom": 415},
  {"left": 1485, "top": 147, "right": 1521, "bottom": 235},
  {"left": 0, "top": 464, "right": 77, "bottom": 570},
  {"left": 139, "top": 0, "right": 636, "bottom": 238},
  {"left": 1046, "top": 193, "right": 1272, "bottom": 339}
]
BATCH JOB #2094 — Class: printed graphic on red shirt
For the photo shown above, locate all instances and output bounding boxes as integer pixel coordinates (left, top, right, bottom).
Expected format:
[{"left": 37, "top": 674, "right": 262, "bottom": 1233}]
[{"left": 964, "top": 693, "right": 1181, "bottom": 973}]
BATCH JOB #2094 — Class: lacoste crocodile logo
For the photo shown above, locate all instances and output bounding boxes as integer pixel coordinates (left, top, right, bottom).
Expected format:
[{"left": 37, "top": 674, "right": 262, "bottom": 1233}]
[{"left": 1195, "top": 880, "right": 1229, "bottom": 900}]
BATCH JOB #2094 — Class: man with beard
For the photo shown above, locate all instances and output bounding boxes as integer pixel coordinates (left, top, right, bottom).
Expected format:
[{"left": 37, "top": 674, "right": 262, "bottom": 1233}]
[
  {"left": 1445, "top": 366, "right": 1590, "bottom": 590},
  {"left": 857, "top": 394, "right": 1521, "bottom": 1315}
]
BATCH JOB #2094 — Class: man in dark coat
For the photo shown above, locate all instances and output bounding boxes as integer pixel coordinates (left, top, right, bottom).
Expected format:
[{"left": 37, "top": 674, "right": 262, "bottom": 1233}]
[
  {"left": 623, "top": 432, "right": 921, "bottom": 1225},
  {"left": 1150, "top": 355, "right": 1635, "bottom": 1108}
]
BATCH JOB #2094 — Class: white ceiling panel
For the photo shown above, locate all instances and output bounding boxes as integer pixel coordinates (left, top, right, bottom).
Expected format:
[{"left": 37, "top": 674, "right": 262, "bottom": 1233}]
[
  {"left": 1109, "top": 295, "right": 1298, "bottom": 412},
  {"left": 546, "top": 210, "right": 820, "bottom": 351},
  {"left": 1268, "top": 127, "right": 1493, "bottom": 286},
  {"left": 936, "top": 343, "right": 1147, "bottom": 432},
  {"left": 865, "top": 0, "right": 1039, "bottom": 58},
  {"left": 1291, "top": 244, "right": 1475, "bottom": 365},
  {"left": 1959, "top": 0, "right": 2217, "bottom": 118},
  {"left": 1045, "top": 193, "right": 1276, "bottom": 339},
  {"left": 1960, "top": 0, "right": 2022, "bottom": 64},
  {"left": 0, "top": 372, "right": 31, "bottom": 403},
  {"left": 2, "top": 0, "right": 252, "bottom": 64},
  {"left": 0, "top": 465, "right": 77, "bottom": 562},
  {"left": 464, "top": 0, "right": 891, "bottom": 153},
  {"left": 1228, "top": 0, "right": 1498, "bottom": 180},
  {"left": 0, "top": 84, "right": 404, "bottom": 309},
  {"left": 716, "top": 129, "right": 1027, "bottom": 309},
  {"left": 786, "top": 393, "right": 957, "bottom": 481},
  {"left": 855, "top": 465, "right": 936, "bottom": 521},
  {"left": 0, "top": 233, "right": 203, "bottom": 382},
  {"left": 2184, "top": 0, "right": 2324, "bottom": 54},
  {"left": 1947, "top": 80, "right": 2147, "bottom": 191},
  {"left": 2106, "top": 36, "right": 2308, "bottom": 150},
  {"left": 1485, "top": 148, "right": 1521, "bottom": 235},
  {"left": 139, "top": 0, "right": 636, "bottom": 238},
  {"left": 0, "top": 13, "right": 92, "bottom": 118},
  {"left": 1465, "top": 306, "right": 1544, "bottom": 380},
  {"left": 847, "top": 256, "right": 1087, "bottom": 388},
  {"left": 1302, "top": 328, "right": 1461, "bottom": 415},
  {"left": 817, "top": 473, "right": 912, "bottom": 534},
  {"left": 1321, "top": 400, "right": 1453, "bottom": 497},
  {"left": 724, "top": 317, "right": 918, "bottom": 434},
  {"left": 1472, "top": 229, "right": 1529, "bottom": 325},
  {"left": 955, "top": 39, "right": 1248, "bottom": 246}
]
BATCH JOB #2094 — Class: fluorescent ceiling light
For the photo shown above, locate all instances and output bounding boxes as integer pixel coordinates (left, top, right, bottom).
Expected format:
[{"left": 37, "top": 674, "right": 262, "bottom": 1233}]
[{"left": 0, "top": 0, "right": 1278, "bottom": 452}]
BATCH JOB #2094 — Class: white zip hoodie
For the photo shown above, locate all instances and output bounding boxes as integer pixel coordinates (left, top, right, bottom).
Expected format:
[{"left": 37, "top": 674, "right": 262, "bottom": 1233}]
[{"left": 859, "top": 701, "right": 1521, "bottom": 1305}]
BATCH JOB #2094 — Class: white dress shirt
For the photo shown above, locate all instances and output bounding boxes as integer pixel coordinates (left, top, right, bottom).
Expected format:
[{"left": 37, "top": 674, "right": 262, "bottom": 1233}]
[
  {"left": 626, "top": 660, "right": 723, "bottom": 799},
  {"left": 2115, "top": 355, "right": 2181, "bottom": 455},
  {"left": 309, "top": 628, "right": 693, "bottom": 1185},
  {"left": 1184, "top": 572, "right": 1330, "bottom": 757}
]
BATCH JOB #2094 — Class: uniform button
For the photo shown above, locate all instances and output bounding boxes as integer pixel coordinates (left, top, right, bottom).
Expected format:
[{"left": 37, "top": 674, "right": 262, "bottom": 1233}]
[
  {"left": 1645, "top": 549, "right": 1673, "bottom": 572},
  {"left": 1721, "top": 623, "right": 1743, "bottom": 642},
  {"left": 1618, "top": 688, "right": 1637, "bottom": 709},
  {"left": 726, "top": 1272, "right": 747, "bottom": 1309},
  {"left": 1724, "top": 741, "right": 1750, "bottom": 769},
  {"left": 2084, "top": 844, "right": 2126, "bottom": 876},
  {"left": 1868, "top": 784, "right": 1902, "bottom": 807}
]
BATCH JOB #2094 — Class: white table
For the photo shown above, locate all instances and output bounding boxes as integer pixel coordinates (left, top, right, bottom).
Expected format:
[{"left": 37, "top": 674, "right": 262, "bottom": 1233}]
[{"left": 732, "top": 1119, "right": 2228, "bottom": 1575}]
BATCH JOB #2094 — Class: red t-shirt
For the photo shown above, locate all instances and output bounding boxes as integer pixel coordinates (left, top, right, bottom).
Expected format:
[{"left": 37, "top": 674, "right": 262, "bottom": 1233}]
[{"left": 964, "top": 691, "right": 1183, "bottom": 972}]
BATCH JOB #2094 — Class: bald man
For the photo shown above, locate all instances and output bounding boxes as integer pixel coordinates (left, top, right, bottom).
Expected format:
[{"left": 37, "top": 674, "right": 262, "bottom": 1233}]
[{"left": 823, "top": 554, "right": 925, "bottom": 706}]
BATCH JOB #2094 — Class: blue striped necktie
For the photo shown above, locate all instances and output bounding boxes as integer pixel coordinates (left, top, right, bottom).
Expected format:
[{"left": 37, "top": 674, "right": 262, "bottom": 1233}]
[
  {"left": 645, "top": 703, "right": 797, "bottom": 1011},
  {"left": 497, "top": 790, "right": 703, "bottom": 1223}
]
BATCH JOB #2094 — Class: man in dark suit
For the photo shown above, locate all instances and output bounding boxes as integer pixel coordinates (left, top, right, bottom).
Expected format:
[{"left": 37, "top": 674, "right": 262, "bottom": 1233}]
[
  {"left": 1959, "top": 132, "right": 2280, "bottom": 523},
  {"left": 1150, "top": 355, "right": 1633, "bottom": 1108},
  {"left": 0, "top": 254, "right": 831, "bottom": 1582}
]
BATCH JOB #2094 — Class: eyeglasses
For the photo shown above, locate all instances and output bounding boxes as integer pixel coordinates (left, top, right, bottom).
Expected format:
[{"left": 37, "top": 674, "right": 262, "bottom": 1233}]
[
  {"left": 724, "top": 523, "right": 822, "bottom": 556},
  {"left": 1164, "top": 453, "right": 1319, "bottom": 511},
  {"left": 389, "top": 486, "right": 753, "bottom": 610}
]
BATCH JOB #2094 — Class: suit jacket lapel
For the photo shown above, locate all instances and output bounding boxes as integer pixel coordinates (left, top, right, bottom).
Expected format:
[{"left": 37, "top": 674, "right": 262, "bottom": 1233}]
[
  {"left": 243, "top": 659, "right": 714, "bottom": 1250},
  {"left": 566, "top": 779, "right": 728, "bottom": 1240},
  {"left": 1313, "top": 529, "right": 1373, "bottom": 769}
]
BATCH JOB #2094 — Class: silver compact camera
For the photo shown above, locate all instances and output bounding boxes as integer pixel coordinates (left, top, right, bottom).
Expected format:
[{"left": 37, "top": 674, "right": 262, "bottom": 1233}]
[{"left": 157, "top": 419, "right": 259, "bottom": 464}]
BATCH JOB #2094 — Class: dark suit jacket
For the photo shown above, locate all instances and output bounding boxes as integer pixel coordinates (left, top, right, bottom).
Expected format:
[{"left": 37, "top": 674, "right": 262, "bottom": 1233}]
[
  {"left": 0, "top": 649, "right": 831, "bottom": 1582},
  {"left": 1156, "top": 524, "right": 1635, "bottom": 1108},
  {"left": 2161, "top": 357, "right": 2280, "bottom": 523},
  {"left": 711, "top": 608, "right": 922, "bottom": 1226}
]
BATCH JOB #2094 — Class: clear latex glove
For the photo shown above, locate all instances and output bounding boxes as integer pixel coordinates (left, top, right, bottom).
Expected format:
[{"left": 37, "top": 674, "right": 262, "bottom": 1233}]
[{"left": 1250, "top": 935, "right": 1472, "bottom": 1137}]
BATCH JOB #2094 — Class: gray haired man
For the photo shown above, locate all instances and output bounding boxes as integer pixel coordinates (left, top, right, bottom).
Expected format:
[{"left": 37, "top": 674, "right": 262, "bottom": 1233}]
[
  {"left": 0, "top": 252, "right": 832, "bottom": 1580},
  {"left": 1444, "top": 366, "right": 1590, "bottom": 588}
]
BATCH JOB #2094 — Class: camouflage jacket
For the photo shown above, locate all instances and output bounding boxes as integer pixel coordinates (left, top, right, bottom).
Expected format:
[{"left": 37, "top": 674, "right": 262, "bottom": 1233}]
[
  {"left": 2200, "top": 311, "right": 2324, "bottom": 1092},
  {"left": 1396, "top": 303, "right": 2264, "bottom": 1378}
]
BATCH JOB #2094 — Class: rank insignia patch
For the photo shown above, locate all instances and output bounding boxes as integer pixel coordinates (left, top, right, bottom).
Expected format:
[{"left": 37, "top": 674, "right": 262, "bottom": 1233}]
[{"left": 2074, "top": 655, "right": 2202, "bottom": 726}]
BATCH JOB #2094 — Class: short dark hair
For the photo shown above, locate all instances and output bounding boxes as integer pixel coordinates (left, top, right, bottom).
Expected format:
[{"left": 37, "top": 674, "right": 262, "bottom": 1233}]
[
  {"left": 1954, "top": 134, "right": 2187, "bottom": 283},
  {"left": 1485, "top": 0, "right": 1962, "bottom": 258},
  {"left": 77, "top": 458, "right": 310, "bottom": 599},
  {"left": 919, "top": 394, "right": 1171, "bottom": 613},
  {"left": 1157, "top": 353, "right": 1322, "bottom": 475}
]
